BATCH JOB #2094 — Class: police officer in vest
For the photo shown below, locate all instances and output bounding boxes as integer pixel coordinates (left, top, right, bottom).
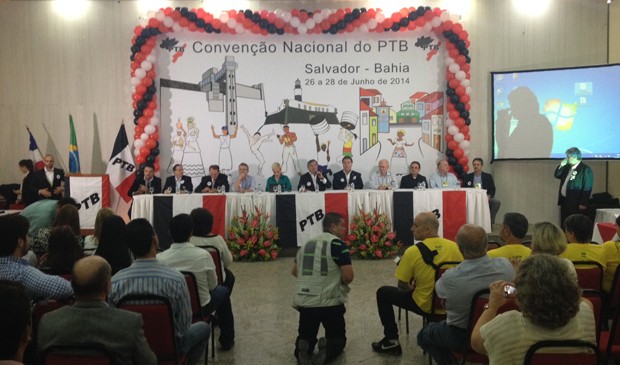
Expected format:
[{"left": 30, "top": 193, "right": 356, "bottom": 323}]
[{"left": 292, "top": 212, "right": 354, "bottom": 365}]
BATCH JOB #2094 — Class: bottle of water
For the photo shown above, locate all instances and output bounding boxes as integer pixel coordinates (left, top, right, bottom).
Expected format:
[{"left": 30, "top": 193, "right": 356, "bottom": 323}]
[
  {"left": 276, "top": 184, "right": 281, "bottom": 194},
  {"left": 256, "top": 183, "right": 262, "bottom": 194}
]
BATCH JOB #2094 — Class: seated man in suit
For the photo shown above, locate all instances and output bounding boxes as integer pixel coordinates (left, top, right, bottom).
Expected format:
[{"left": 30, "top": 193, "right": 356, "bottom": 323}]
[
  {"left": 298, "top": 159, "right": 332, "bottom": 192},
  {"left": 399, "top": 161, "right": 428, "bottom": 189},
  {"left": 332, "top": 156, "right": 363, "bottom": 190},
  {"left": 163, "top": 164, "right": 193, "bottom": 194},
  {"left": 462, "top": 158, "right": 501, "bottom": 224},
  {"left": 128, "top": 163, "right": 161, "bottom": 196},
  {"left": 196, "top": 164, "right": 229, "bottom": 193},
  {"left": 35, "top": 154, "right": 64, "bottom": 200},
  {"left": 38, "top": 256, "right": 157, "bottom": 365}
]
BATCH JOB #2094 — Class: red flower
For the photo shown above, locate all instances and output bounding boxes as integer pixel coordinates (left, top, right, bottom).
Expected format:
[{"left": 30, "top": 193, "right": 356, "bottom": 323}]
[
  {"left": 270, "top": 250, "right": 278, "bottom": 259},
  {"left": 349, "top": 248, "right": 356, "bottom": 255},
  {"left": 240, "top": 217, "right": 247, "bottom": 225},
  {"left": 379, "top": 222, "right": 385, "bottom": 229},
  {"left": 372, "top": 225, "right": 380, "bottom": 233},
  {"left": 249, "top": 235, "right": 257, "bottom": 244},
  {"left": 351, "top": 224, "right": 358, "bottom": 230},
  {"left": 263, "top": 240, "right": 272, "bottom": 247},
  {"left": 359, "top": 244, "right": 367, "bottom": 251},
  {"left": 258, "top": 249, "right": 267, "bottom": 257},
  {"left": 243, "top": 231, "right": 249, "bottom": 240},
  {"left": 237, "top": 238, "right": 245, "bottom": 245},
  {"left": 250, "top": 218, "right": 259, "bottom": 228},
  {"left": 371, "top": 234, "right": 379, "bottom": 243},
  {"left": 255, "top": 206, "right": 262, "bottom": 216},
  {"left": 228, "top": 232, "right": 235, "bottom": 240},
  {"left": 387, "top": 232, "right": 396, "bottom": 240},
  {"left": 365, "top": 219, "right": 373, "bottom": 226},
  {"left": 240, "top": 249, "right": 249, "bottom": 257},
  {"left": 385, "top": 242, "right": 392, "bottom": 247},
  {"left": 348, "top": 234, "right": 357, "bottom": 241},
  {"left": 375, "top": 250, "right": 383, "bottom": 258},
  {"left": 267, "top": 230, "right": 274, "bottom": 239}
]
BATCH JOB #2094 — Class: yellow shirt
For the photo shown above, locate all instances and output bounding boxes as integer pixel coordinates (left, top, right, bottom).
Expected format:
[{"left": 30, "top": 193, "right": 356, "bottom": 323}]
[
  {"left": 487, "top": 244, "right": 531, "bottom": 262},
  {"left": 602, "top": 240, "right": 620, "bottom": 293},
  {"left": 395, "top": 237, "right": 463, "bottom": 313}
]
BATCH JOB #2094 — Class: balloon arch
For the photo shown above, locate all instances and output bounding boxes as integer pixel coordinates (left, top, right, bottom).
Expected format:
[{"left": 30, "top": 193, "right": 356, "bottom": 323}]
[{"left": 129, "top": 6, "right": 472, "bottom": 177}]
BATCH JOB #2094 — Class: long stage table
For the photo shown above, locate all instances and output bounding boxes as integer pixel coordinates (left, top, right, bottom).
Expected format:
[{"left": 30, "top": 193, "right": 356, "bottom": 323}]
[{"left": 133, "top": 189, "right": 491, "bottom": 249}]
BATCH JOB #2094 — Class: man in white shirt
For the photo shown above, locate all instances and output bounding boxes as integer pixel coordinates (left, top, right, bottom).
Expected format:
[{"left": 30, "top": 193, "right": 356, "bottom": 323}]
[
  {"left": 369, "top": 159, "right": 397, "bottom": 190},
  {"left": 429, "top": 159, "right": 459, "bottom": 189},
  {"left": 157, "top": 214, "right": 235, "bottom": 351},
  {"left": 35, "top": 154, "right": 64, "bottom": 200}
]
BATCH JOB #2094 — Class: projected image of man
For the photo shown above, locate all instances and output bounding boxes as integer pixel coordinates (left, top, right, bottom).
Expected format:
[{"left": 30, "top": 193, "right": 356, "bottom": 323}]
[{"left": 495, "top": 87, "right": 553, "bottom": 159}]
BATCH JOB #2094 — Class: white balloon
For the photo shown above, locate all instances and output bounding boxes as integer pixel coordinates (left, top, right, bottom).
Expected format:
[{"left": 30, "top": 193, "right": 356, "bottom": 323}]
[
  {"left": 375, "top": 12, "right": 385, "bottom": 23},
  {"left": 464, "top": 147, "right": 471, "bottom": 156},
  {"left": 461, "top": 79, "right": 470, "bottom": 87},
  {"left": 448, "top": 125, "right": 459, "bottom": 135},
  {"left": 440, "top": 11, "right": 450, "bottom": 22},
  {"left": 448, "top": 63, "right": 460, "bottom": 73},
  {"left": 455, "top": 71, "right": 466, "bottom": 81},
  {"left": 459, "top": 140, "right": 470, "bottom": 149},
  {"left": 445, "top": 57, "right": 454, "bottom": 66},
  {"left": 454, "top": 133, "right": 465, "bottom": 142},
  {"left": 290, "top": 17, "right": 300, "bottom": 27},
  {"left": 140, "top": 61, "right": 152, "bottom": 71},
  {"left": 282, "top": 12, "right": 291, "bottom": 22},
  {"left": 466, "top": 86, "right": 472, "bottom": 94},
  {"left": 235, "top": 24, "right": 245, "bottom": 34},
  {"left": 423, "top": 23, "right": 432, "bottom": 32},
  {"left": 149, "top": 117, "right": 159, "bottom": 126},
  {"left": 445, "top": 119, "right": 454, "bottom": 127},
  {"left": 297, "top": 25, "right": 307, "bottom": 34},
  {"left": 146, "top": 54, "right": 156, "bottom": 63},
  {"left": 321, "top": 9, "right": 331, "bottom": 18},
  {"left": 135, "top": 68, "right": 146, "bottom": 79},
  {"left": 146, "top": 11, "right": 155, "bottom": 19},
  {"left": 305, "top": 18, "right": 315, "bottom": 29},
  {"left": 220, "top": 12, "right": 229, "bottom": 22},
  {"left": 134, "top": 139, "right": 145, "bottom": 148},
  {"left": 134, "top": 148, "right": 141, "bottom": 157},
  {"left": 131, "top": 77, "right": 140, "bottom": 86},
  {"left": 172, "top": 23, "right": 183, "bottom": 33},
  {"left": 163, "top": 16, "right": 174, "bottom": 27},
  {"left": 313, "top": 13, "right": 323, "bottom": 23},
  {"left": 140, "top": 133, "right": 149, "bottom": 141},
  {"left": 431, "top": 17, "right": 442, "bottom": 28},
  {"left": 274, "top": 8, "right": 283, "bottom": 17},
  {"left": 367, "top": 18, "right": 378, "bottom": 30},
  {"left": 139, "top": 19, "right": 148, "bottom": 28},
  {"left": 359, "top": 24, "right": 369, "bottom": 33},
  {"left": 144, "top": 125, "right": 156, "bottom": 134},
  {"left": 155, "top": 11, "right": 165, "bottom": 21},
  {"left": 227, "top": 18, "right": 237, "bottom": 28}
]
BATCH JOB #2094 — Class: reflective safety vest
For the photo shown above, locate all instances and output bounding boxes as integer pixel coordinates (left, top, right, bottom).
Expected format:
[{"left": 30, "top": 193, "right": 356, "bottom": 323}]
[{"left": 293, "top": 232, "right": 350, "bottom": 308}]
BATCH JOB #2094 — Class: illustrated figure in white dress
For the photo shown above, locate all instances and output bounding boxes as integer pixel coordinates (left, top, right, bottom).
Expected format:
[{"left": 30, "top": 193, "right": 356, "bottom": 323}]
[
  {"left": 167, "top": 119, "right": 186, "bottom": 173},
  {"left": 181, "top": 117, "right": 205, "bottom": 177},
  {"left": 211, "top": 125, "right": 238, "bottom": 175}
]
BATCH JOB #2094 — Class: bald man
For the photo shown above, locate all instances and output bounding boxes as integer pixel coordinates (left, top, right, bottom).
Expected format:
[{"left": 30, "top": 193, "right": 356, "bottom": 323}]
[
  {"left": 369, "top": 159, "right": 398, "bottom": 190},
  {"left": 38, "top": 256, "right": 156, "bottom": 365},
  {"left": 371, "top": 212, "right": 463, "bottom": 356}
]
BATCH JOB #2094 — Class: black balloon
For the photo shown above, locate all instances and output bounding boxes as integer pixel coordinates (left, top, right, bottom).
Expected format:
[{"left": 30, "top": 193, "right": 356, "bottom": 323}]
[
  {"left": 187, "top": 12, "right": 197, "bottom": 22},
  {"left": 329, "top": 26, "right": 338, "bottom": 34},
  {"left": 446, "top": 149, "right": 454, "bottom": 157},
  {"left": 449, "top": 95, "right": 459, "bottom": 104},
  {"left": 147, "top": 85, "right": 156, "bottom": 94},
  {"left": 196, "top": 19, "right": 205, "bottom": 28},
  {"left": 146, "top": 156, "right": 156, "bottom": 164},
  {"left": 244, "top": 10, "right": 253, "bottom": 18},
  {"left": 143, "top": 93, "right": 153, "bottom": 102},
  {"left": 180, "top": 7, "right": 189, "bottom": 16},
  {"left": 337, "top": 21, "right": 346, "bottom": 30},
  {"left": 133, "top": 110, "right": 143, "bottom": 117},
  {"left": 460, "top": 111, "right": 470, "bottom": 118},
  {"left": 454, "top": 165, "right": 463, "bottom": 175},
  {"left": 456, "top": 102, "right": 465, "bottom": 111},
  {"left": 465, "top": 118, "right": 471, "bottom": 126},
  {"left": 251, "top": 13, "right": 260, "bottom": 22},
  {"left": 276, "top": 28, "right": 284, "bottom": 35},
  {"left": 408, "top": 12, "right": 418, "bottom": 21},
  {"left": 268, "top": 25, "right": 276, "bottom": 34},
  {"left": 205, "top": 24, "right": 213, "bottom": 33},
  {"left": 259, "top": 19, "right": 268, "bottom": 29},
  {"left": 446, "top": 88, "right": 455, "bottom": 96},
  {"left": 399, "top": 18, "right": 409, "bottom": 27},
  {"left": 391, "top": 23, "right": 400, "bottom": 32},
  {"left": 137, "top": 100, "right": 147, "bottom": 110},
  {"left": 448, "top": 157, "right": 458, "bottom": 165},
  {"left": 150, "top": 148, "right": 160, "bottom": 156}
]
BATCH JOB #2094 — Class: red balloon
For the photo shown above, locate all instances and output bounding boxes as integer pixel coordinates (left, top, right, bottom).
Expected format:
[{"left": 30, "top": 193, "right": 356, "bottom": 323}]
[
  {"left": 465, "top": 103, "right": 471, "bottom": 111},
  {"left": 132, "top": 101, "right": 138, "bottom": 109},
  {"left": 424, "top": 10, "right": 435, "bottom": 20},
  {"left": 212, "top": 19, "right": 222, "bottom": 29},
  {"left": 383, "top": 19, "right": 393, "bottom": 29},
  {"left": 146, "top": 38, "right": 156, "bottom": 47},
  {"left": 449, "top": 79, "right": 459, "bottom": 89},
  {"left": 149, "top": 132, "right": 159, "bottom": 141},
  {"left": 461, "top": 64, "right": 471, "bottom": 73},
  {"left": 132, "top": 93, "right": 142, "bottom": 102},
  {"left": 188, "top": 23, "right": 198, "bottom": 32},
  {"left": 146, "top": 69, "right": 156, "bottom": 79},
  {"left": 442, "top": 20, "right": 453, "bottom": 31},
  {"left": 452, "top": 23, "right": 463, "bottom": 33},
  {"left": 465, "top": 134, "right": 471, "bottom": 141},
  {"left": 154, "top": 162, "right": 160, "bottom": 172},
  {"left": 461, "top": 126, "right": 470, "bottom": 134},
  {"left": 179, "top": 18, "right": 189, "bottom": 27},
  {"left": 459, "top": 157, "right": 469, "bottom": 166},
  {"left": 141, "top": 77, "right": 153, "bottom": 87},
  {"left": 455, "top": 118, "right": 465, "bottom": 128},
  {"left": 453, "top": 148, "right": 464, "bottom": 159},
  {"left": 448, "top": 141, "right": 458, "bottom": 150},
  {"left": 134, "top": 53, "right": 145, "bottom": 63},
  {"left": 148, "top": 100, "right": 157, "bottom": 110},
  {"left": 135, "top": 126, "right": 144, "bottom": 135},
  {"left": 461, "top": 94, "right": 470, "bottom": 103},
  {"left": 135, "top": 155, "right": 146, "bottom": 165},
  {"left": 143, "top": 109, "right": 154, "bottom": 118},
  {"left": 136, "top": 84, "right": 147, "bottom": 94},
  {"left": 139, "top": 147, "right": 150, "bottom": 156},
  {"left": 391, "top": 12, "right": 401, "bottom": 22},
  {"left": 449, "top": 110, "right": 459, "bottom": 120},
  {"left": 131, "top": 61, "right": 140, "bottom": 71},
  {"left": 138, "top": 117, "right": 148, "bottom": 127},
  {"left": 134, "top": 26, "right": 143, "bottom": 36},
  {"left": 449, "top": 49, "right": 459, "bottom": 58},
  {"left": 445, "top": 134, "right": 454, "bottom": 142},
  {"left": 298, "top": 11, "right": 308, "bottom": 22},
  {"left": 463, "top": 165, "right": 470, "bottom": 173},
  {"left": 415, "top": 17, "right": 426, "bottom": 27},
  {"left": 456, "top": 55, "right": 466, "bottom": 65},
  {"left": 455, "top": 85, "right": 466, "bottom": 96},
  {"left": 145, "top": 139, "right": 156, "bottom": 149},
  {"left": 446, "top": 102, "right": 455, "bottom": 111}
]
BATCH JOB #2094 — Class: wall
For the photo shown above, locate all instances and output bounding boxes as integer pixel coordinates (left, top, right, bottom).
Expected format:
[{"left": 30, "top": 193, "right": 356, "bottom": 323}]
[{"left": 0, "top": 0, "right": 616, "bottom": 223}]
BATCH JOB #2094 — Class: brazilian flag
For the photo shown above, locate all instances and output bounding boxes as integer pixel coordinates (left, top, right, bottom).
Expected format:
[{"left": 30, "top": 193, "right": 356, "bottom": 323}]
[{"left": 69, "top": 114, "right": 80, "bottom": 173}]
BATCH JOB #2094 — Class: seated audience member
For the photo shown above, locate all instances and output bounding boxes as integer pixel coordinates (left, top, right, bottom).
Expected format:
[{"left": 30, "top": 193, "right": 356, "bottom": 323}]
[
  {"left": 20, "top": 197, "right": 80, "bottom": 238},
  {"left": 15, "top": 159, "right": 39, "bottom": 207},
  {"left": 189, "top": 208, "right": 235, "bottom": 292},
  {"left": 462, "top": 158, "right": 501, "bottom": 224},
  {"left": 31, "top": 204, "right": 83, "bottom": 258},
  {"left": 530, "top": 221, "right": 577, "bottom": 282},
  {"left": 368, "top": 159, "right": 397, "bottom": 190},
  {"left": 293, "top": 213, "right": 353, "bottom": 365},
  {"left": 163, "top": 164, "right": 193, "bottom": 194},
  {"left": 196, "top": 164, "right": 229, "bottom": 193},
  {"left": 602, "top": 215, "right": 620, "bottom": 293},
  {"left": 487, "top": 213, "right": 531, "bottom": 262},
  {"left": 560, "top": 214, "right": 607, "bottom": 270},
  {"left": 399, "top": 161, "right": 428, "bottom": 189},
  {"left": 157, "top": 214, "right": 234, "bottom": 351},
  {"left": 0, "top": 215, "right": 73, "bottom": 300},
  {"left": 417, "top": 224, "right": 514, "bottom": 365},
  {"left": 332, "top": 156, "right": 364, "bottom": 190},
  {"left": 429, "top": 159, "right": 459, "bottom": 189},
  {"left": 38, "top": 226, "right": 83, "bottom": 273},
  {"left": 265, "top": 162, "right": 292, "bottom": 192},
  {"left": 109, "top": 219, "right": 209, "bottom": 365},
  {"left": 371, "top": 212, "right": 463, "bottom": 356},
  {"left": 35, "top": 154, "right": 64, "bottom": 200},
  {"left": 83, "top": 207, "right": 116, "bottom": 254},
  {"left": 471, "top": 254, "right": 596, "bottom": 365},
  {"left": 0, "top": 281, "right": 31, "bottom": 364},
  {"left": 128, "top": 163, "right": 161, "bottom": 196},
  {"left": 298, "top": 159, "right": 332, "bottom": 192},
  {"left": 232, "top": 163, "right": 257, "bottom": 193},
  {"left": 38, "top": 256, "right": 156, "bottom": 365},
  {"left": 95, "top": 216, "right": 132, "bottom": 275}
]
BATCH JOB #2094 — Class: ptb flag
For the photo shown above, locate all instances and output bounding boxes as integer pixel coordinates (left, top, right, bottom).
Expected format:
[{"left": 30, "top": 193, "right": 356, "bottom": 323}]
[
  {"left": 69, "top": 115, "right": 80, "bottom": 173},
  {"left": 106, "top": 122, "right": 136, "bottom": 204}
]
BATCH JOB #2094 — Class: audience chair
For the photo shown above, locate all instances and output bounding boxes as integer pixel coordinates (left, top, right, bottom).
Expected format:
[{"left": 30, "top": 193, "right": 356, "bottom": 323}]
[
  {"left": 524, "top": 339, "right": 600, "bottom": 365},
  {"left": 43, "top": 343, "right": 111, "bottom": 365},
  {"left": 117, "top": 294, "right": 185, "bottom": 365},
  {"left": 487, "top": 241, "right": 501, "bottom": 251},
  {"left": 599, "top": 299, "right": 620, "bottom": 363},
  {"left": 38, "top": 267, "right": 73, "bottom": 282},
  {"left": 182, "top": 271, "right": 215, "bottom": 360},
  {"left": 605, "top": 266, "right": 620, "bottom": 321},
  {"left": 196, "top": 245, "right": 225, "bottom": 285},
  {"left": 582, "top": 289, "right": 603, "bottom": 345},
  {"left": 573, "top": 261, "right": 604, "bottom": 292}
]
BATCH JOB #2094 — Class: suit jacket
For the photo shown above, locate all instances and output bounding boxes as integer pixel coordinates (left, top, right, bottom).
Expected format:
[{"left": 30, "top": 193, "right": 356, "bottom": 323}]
[
  {"left": 35, "top": 168, "right": 65, "bottom": 200},
  {"left": 37, "top": 300, "right": 157, "bottom": 365},
  {"left": 462, "top": 171, "right": 496, "bottom": 198},
  {"left": 554, "top": 162, "right": 593, "bottom": 207},
  {"left": 195, "top": 174, "right": 229, "bottom": 193},
  {"left": 22, "top": 172, "right": 40, "bottom": 206},
  {"left": 297, "top": 172, "right": 332, "bottom": 192},
  {"left": 128, "top": 176, "right": 162, "bottom": 196},
  {"left": 163, "top": 175, "right": 193, "bottom": 193},
  {"left": 399, "top": 174, "right": 428, "bottom": 189},
  {"left": 332, "top": 170, "right": 364, "bottom": 190}
]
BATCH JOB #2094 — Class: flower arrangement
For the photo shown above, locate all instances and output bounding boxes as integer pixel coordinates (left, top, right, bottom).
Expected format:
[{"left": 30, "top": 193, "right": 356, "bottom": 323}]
[
  {"left": 227, "top": 206, "right": 280, "bottom": 262},
  {"left": 345, "top": 208, "right": 402, "bottom": 259}
]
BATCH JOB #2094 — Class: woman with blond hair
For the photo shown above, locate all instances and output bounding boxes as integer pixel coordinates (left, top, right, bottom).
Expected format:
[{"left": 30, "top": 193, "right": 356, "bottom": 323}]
[
  {"left": 530, "top": 221, "right": 577, "bottom": 282},
  {"left": 265, "top": 162, "right": 292, "bottom": 192},
  {"left": 83, "top": 207, "right": 115, "bottom": 254}
]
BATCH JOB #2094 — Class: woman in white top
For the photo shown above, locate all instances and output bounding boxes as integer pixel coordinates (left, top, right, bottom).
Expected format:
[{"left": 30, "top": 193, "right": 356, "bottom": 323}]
[{"left": 189, "top": 207, "right": 235, "bottom": 292}]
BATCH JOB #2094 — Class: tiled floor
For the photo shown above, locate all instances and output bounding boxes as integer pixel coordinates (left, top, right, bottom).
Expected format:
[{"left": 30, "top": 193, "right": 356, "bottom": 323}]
[{"left": 205, "top": 257, "right": 428, "bottom": 364}]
